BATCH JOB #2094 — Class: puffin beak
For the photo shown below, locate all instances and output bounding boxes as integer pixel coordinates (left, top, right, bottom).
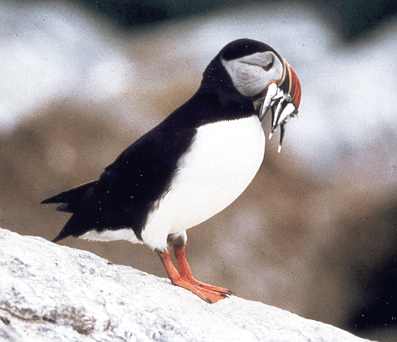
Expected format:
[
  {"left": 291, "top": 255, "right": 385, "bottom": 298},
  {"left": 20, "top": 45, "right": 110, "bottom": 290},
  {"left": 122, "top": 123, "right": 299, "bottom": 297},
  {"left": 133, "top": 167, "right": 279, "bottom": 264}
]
[
  {"left": 257, "top": 60, "right": 302, "bottom": 152},
  {"left": 285, "top": 62, "right": 301, "bottom": 111},
  {"left": 271, "top": 62, "right": 301, "bottom": 127},
  {"left": 258, "top": 61, "right": 301, "bottom": 122}
]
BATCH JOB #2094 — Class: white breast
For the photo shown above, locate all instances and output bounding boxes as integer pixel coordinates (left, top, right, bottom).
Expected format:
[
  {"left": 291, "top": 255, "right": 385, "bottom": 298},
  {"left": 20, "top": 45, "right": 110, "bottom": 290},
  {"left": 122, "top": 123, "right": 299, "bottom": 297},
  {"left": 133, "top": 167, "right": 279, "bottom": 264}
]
[{"left": 142, "top": 115, "right": 265, "bottom": 250}]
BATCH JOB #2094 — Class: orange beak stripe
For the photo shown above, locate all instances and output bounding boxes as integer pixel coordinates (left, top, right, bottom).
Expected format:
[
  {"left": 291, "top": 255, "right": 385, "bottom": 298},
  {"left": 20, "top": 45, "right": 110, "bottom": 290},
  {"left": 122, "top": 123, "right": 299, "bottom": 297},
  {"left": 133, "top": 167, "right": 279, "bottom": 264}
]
[{"left": 288, "top": 65, "right": 301, "bottom": 109}]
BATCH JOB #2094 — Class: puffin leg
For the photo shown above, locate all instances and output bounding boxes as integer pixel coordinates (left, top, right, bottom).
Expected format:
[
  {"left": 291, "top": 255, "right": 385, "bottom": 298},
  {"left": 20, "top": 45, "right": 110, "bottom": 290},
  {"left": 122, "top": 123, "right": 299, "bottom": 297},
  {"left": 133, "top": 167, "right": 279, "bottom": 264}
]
[
  {"left": 158, "top": 249, "right": 225, "bottom": 303},
  {"left": 174, "top": 245, "right": 232, "bottom": 295}
]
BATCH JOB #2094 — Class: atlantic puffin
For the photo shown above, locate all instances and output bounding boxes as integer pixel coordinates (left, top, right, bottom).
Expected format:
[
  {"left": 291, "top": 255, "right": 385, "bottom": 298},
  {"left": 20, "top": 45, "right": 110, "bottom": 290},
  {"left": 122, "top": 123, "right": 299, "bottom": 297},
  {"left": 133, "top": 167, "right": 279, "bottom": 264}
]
[{"left": 42, "top": 39, "right": 301, "bottom": 303}]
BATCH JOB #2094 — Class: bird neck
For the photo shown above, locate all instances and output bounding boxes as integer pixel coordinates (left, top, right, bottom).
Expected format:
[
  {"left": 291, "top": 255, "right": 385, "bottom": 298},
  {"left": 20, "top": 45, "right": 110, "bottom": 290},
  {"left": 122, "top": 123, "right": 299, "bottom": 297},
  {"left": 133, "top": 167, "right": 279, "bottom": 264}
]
[{"left": 173, "top": 87, "right": 256, "bottom": 127}]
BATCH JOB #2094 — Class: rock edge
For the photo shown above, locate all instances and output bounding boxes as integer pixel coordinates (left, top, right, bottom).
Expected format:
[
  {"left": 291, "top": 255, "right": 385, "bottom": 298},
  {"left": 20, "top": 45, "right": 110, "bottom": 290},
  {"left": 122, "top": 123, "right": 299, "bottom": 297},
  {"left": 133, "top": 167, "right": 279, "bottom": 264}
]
[{"left": 0, "top": 228, "right": 371, "bottom": 342}]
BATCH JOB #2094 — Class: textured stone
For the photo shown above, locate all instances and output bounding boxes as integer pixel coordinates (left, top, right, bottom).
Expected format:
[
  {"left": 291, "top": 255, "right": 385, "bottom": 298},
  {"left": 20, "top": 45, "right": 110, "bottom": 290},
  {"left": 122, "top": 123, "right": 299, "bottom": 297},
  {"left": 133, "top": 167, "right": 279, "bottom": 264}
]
[{"left": 0, "top": 228, "right": 371, "bottom": 342}]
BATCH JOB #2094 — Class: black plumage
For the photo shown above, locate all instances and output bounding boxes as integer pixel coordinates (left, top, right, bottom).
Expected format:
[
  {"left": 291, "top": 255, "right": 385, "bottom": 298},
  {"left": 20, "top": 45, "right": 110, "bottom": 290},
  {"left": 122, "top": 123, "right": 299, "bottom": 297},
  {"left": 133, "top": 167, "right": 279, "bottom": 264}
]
[
  {"left": 42, "top": 38, "right": 302, "bottom": 304},
  {"left": 43, "top": 43, "right": 257, "bottom": 242}
]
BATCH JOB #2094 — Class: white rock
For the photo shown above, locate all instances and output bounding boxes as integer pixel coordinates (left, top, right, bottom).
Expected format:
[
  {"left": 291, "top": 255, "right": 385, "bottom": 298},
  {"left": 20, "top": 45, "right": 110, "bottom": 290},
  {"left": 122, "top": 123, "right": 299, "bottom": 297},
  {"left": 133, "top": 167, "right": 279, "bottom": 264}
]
[{"left": 0, "top": 228, "right": 371, "bottom": 342}]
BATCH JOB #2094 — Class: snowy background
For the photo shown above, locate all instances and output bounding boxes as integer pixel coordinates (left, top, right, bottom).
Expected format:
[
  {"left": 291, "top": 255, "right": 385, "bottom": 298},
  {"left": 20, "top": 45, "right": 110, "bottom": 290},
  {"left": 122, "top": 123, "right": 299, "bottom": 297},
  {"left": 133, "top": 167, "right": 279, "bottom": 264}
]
[{"left": 0, "top": 1, "right": 396, "bottom": 341}]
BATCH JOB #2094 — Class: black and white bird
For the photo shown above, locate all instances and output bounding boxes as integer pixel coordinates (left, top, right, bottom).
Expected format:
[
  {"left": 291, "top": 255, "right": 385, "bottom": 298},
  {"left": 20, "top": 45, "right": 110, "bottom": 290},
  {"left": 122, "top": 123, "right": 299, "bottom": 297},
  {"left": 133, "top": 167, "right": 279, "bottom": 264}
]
[{"left": 42, "top": 39, "right": 301, "bottom": 303}]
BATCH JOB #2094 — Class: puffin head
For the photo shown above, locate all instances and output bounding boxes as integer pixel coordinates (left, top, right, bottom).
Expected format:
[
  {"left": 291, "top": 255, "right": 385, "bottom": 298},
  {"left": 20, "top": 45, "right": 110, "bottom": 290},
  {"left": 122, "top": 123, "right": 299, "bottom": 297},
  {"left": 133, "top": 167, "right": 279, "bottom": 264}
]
[{"left": 202, "top": 38, "right": 302, "bottom": 150}]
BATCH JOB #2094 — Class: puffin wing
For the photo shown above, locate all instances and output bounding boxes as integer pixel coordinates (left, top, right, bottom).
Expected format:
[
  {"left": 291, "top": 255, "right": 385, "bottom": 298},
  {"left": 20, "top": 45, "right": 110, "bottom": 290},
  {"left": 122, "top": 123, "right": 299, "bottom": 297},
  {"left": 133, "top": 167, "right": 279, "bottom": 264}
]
[{"left": 48, "top": 122, "right": 195, "bottom": 241}]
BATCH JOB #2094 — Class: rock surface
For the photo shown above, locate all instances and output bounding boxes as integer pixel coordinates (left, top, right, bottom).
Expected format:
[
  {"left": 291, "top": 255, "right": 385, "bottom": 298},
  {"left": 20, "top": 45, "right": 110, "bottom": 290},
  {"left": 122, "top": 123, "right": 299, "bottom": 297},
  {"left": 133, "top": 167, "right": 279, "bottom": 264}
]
[{"left": 0, "top": 228, "right": 371, "bottom": 342}]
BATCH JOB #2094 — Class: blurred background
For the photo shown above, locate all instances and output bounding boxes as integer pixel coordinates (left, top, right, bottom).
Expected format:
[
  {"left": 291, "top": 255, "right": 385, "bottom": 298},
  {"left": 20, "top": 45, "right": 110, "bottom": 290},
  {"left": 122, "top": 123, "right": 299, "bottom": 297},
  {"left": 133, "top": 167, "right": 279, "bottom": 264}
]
[{"left": 0, "top": 0, "right": 396, "bottom": 340}]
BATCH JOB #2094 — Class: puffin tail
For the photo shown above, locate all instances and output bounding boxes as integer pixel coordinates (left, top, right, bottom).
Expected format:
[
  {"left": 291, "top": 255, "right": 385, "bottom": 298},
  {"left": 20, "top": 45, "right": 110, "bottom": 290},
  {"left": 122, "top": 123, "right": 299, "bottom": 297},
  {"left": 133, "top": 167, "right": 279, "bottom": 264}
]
[
  {"left": 42, "top": 181, "right": 97, "bottom": 213},
  {"left": 43, "top": 181, "right": 97, "bottom": 242},
  {"left": 52, "top": 213, "right": 87, "bottom": 242}
]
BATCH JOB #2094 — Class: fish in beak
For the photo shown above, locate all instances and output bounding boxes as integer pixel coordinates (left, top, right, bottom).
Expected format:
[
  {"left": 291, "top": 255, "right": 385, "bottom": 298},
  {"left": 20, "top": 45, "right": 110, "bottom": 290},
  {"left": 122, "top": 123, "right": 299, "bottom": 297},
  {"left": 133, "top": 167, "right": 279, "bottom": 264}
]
[{"left": 257, "top": 60, "right": 302, "bottom": 152}]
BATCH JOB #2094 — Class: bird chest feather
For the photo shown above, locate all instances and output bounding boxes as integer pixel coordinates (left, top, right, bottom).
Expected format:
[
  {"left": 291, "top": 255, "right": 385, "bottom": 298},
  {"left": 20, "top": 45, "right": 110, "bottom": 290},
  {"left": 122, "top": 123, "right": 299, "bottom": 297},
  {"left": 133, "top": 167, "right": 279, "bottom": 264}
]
[{"left": 145, "top": 115, "right": 265, "bottom": 235}]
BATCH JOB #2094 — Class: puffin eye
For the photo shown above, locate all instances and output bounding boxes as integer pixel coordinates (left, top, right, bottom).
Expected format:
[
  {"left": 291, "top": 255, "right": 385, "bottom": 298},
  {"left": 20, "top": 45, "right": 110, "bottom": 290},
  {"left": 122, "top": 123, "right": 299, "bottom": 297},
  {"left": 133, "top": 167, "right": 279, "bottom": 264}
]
[{"left": 262, "top": 54, "right": 274, "bottom": 71}]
